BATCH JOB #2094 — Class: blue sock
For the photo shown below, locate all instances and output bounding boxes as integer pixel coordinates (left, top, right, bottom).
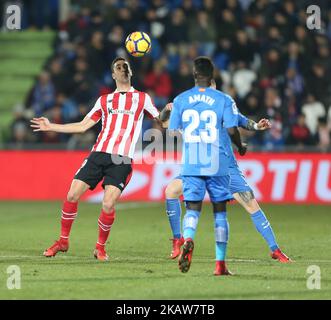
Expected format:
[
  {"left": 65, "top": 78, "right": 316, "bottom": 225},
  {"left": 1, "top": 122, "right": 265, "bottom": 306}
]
[
  {"left": 214, "top": 212, "right": 229, "bottom": 261},
  {"left": 166, "top": 199, "right": 182, "bottom": 239},
  {"left": 250, "top": 210, "right": 278, "bottom": 252},
  {"left": 182, "top": 209, "right": 200, "bottom": 240}
]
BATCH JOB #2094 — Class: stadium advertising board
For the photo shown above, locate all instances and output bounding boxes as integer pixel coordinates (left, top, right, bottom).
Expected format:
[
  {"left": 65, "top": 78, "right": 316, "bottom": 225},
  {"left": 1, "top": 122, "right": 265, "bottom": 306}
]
[{"left": 0, "top": 151, "right": 330, "bottom": 203}]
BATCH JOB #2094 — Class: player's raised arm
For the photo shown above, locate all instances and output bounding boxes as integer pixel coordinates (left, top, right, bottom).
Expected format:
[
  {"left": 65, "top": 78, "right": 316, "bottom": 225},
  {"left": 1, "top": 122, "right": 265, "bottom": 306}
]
[
  {"left": 159, "top": 103, "right": 173, "bottom": 128},
  {"left": 30, "top": 115, "right": 97, "bottom": 133},
  {"left": 30, "top": 96, "right": 103, "bottom": 134},
  {"left": 238, "top": 112, "right": 272, "bottom": 131}
]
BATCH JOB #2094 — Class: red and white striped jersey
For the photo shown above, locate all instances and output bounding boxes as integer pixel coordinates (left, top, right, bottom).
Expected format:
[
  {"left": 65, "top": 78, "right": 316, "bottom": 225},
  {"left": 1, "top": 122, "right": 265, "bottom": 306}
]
[{"left": 86, "top": 87, "right": 159, "bottom": 158}]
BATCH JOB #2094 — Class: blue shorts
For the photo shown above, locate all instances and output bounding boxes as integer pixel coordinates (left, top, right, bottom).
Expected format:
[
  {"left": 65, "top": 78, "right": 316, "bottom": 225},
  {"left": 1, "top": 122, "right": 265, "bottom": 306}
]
[
  {"left": 229, "top": 168, "right": 252, "bottom": 194},
  {"left": 182, "top": 175, "right": 233, "bottom": 202}
]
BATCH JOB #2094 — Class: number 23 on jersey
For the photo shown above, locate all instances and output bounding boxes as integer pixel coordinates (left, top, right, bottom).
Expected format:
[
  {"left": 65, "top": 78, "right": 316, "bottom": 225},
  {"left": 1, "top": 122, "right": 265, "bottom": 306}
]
[{"left": 182, "top": 109, "right": 218, "bottom": 143}]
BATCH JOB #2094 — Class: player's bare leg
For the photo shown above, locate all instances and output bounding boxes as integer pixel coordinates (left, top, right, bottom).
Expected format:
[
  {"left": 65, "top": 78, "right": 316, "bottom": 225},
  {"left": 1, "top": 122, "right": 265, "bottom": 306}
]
[
  {"left": 165, "top": 179, "right": 184, "bottom": 258},
  {"left": 94, "top": 185, "right": 122, "bottom": 261},
  {"left": 233, "top": 192, "right": 292, "bottom": 263},
  {"left": 44, "top": 179, "right": 90, "bottom": 257}
]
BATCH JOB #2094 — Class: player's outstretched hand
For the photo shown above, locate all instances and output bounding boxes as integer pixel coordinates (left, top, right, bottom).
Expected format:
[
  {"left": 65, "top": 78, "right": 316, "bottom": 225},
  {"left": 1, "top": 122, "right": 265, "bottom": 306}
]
[
  {"left": 238, "top": 143, "right": 247, "bottom": 156},
  {"left": 257, "top": 118, "right": 272, "bottom": 130},
  {"left": 165, "top": 103, "right": 173, "bottom": 111},
  {"left": 30, "top": 117, "right": 51, "bottom": 132}
]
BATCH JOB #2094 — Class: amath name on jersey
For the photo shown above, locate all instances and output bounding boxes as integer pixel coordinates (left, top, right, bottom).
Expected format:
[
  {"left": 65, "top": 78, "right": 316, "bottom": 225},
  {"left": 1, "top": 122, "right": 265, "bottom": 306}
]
[{"left": 188, "top": 94, "right": 215, "bottom": 106}]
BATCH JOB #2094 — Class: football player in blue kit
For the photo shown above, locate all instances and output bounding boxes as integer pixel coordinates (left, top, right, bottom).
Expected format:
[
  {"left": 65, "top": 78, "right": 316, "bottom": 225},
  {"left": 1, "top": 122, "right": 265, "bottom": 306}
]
[
  {"left": 162, "top": 78, "right": 291, "bottom": 276},
  {"left": 167, "top": 57, "right": 247, "bottom": 274}
]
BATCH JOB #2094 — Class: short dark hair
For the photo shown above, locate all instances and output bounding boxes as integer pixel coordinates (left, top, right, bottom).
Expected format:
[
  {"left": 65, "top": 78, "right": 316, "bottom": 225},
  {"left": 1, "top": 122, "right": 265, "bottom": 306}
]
[
  {"left": 193, "top": 56, "right": 214, "bottom": 80},
  {"left": 111, "top": 57, "right": 127, "bottom": 72}
]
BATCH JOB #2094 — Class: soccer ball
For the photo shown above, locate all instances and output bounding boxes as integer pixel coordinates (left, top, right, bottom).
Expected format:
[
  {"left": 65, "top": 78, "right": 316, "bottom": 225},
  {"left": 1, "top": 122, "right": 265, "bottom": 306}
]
[{"left": 125, "top": 31, "right": 151, "bottom": 57}]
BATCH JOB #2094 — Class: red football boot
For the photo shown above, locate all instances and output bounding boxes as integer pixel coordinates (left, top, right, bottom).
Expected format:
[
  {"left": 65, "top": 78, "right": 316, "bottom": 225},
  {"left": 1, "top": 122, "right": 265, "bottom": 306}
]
[
  {"left": 43, "top": 239, "right": 68, "bottom": 257},
  {"left": 94, "top": 244, "right": 109, "bottom": 261},
  {"left": 170, "top": 237, "right": 184, "bottom": 259},
  {"left": 178, "top": 238, "right": 194, "bottom": 273},
  {"left": 271, "top": 248, "right": 292, "bottom": 263},
  {"left": 214, "top": 260, "right": 233, "bottom": 276}
]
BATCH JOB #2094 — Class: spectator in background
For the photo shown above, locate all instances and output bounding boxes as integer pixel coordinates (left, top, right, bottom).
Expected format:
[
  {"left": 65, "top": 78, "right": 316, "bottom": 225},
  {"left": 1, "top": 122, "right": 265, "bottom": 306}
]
[
  {"left": 232, "top": 61, "right": 257, "bottom": 99},
  {"left": 115, "top": 7, "right": 138, "bottom": 36},
  {"left": 188, "top": 10, "right": 217, "bottom": 56},
  {"left": 248, "top": 0, "right": 268, "bottom": 16},
  {"left": 271, "top": 10, "right": 292, "bottom": 41},
  {"left": 230, "top": 30, "right": 255, "bottom": 66},
  {"left": 294, "top": 25, "right": 314, "bottom": 61},
  {"left": 259, "top": 48, "right": 284, "bottom": 84},
  {"left": 107, "top": 25, "right": 126, "bottom": 62},
  {"left": 262, "top": 26, "right": 284, "bottom": 52},
  {"left": 171, "top": 60, "right": 193, "bottom": 99},
  {"left": 315, "top": 44, "right": 331, "bottom": 73},
  {"left": 165, "top": 8, "right": 188, "bottom": 44},
  {"left": 87, "top": 31, "right": 107, "bottom": 79},
  {"left": 284, "top": 41, "right": 304, "bottom": 72},
  {"left": 88, "top": 9, "right": 110, "bottom": 36},
  {"left": 144, "top": 58, "right": 172, "bottom": 108},
  {"left": 179, "top": 0, "right": 197, "bottom": 27},
  {"left": 10, "top": 104, "right": 35, "bottom": 147},
  {"left": 241, "top": 92, "right": 262, "bottom": 117},
  {"left": 203, "top": 0, "right": 219, "bottom": 16},
  {"left": 214, "top": 37, "right": 231, "bottom": 71},
  {"left": 70, "top": 58, "right": 96, "bottom": 104},
  {"left": 223, "top": 0, "right": 243, "bottom": 23},
  {"left": 217, "top": 9, "right": 239, "bottom": 41},
  {"left": 287, "top": 113, "right": 312, "bottom": 150},
  {"left": 285, "top": 67, "right": 303, "bottom": 95},
  {"left": 306, "top": 62, "right": 331, "bottom": 108},
  {"left": 29, "top": 71, "right": 55, "bottom": 117},
  {"left": 48, "top": 58, "right": 71, "bottom": 94},
  {"left": 302, "top": 94, "right": 326, "bottom": 136},
  {"left": 56, "top": 93, "right": 78, "bottom": 123},
  {"left": 315, "top": 118, "right": 331, "bottom": 152},
  {"left": 261, "top": 88, "right": 285, "bottom": 150}
]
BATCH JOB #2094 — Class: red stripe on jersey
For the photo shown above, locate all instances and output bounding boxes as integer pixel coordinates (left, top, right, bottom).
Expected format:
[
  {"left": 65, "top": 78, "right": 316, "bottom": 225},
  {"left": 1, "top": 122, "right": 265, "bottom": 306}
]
[
  {"left": 123, "top": 92, "right": 146, "bottom": 156},
  {"left": 144, "top": 109, "right": 156, "bottom": 119},
  {"left": 112, "top": 93, "right": 133, "bottom": 155},
  {"left": 90, "top": 110, "right": 102, "bottom": 122},
  {"left": 92, "top": 95, "right": 108, "bottom": 152},
  {"left": 101, "top": 93, "right": 120, "bottom": 153}
]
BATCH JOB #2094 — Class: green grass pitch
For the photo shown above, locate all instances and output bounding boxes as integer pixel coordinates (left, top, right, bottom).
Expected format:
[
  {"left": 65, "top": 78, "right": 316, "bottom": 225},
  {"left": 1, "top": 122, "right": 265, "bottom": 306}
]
[{"left": 0, "top": 201, "right": 330, "bottom": 299}]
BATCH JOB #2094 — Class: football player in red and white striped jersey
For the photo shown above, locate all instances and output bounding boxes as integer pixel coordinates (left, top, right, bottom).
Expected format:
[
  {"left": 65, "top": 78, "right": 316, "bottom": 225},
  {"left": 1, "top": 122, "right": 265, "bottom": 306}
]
[{"left": 31, "top": 57, "right": 165, "bottom": 261}]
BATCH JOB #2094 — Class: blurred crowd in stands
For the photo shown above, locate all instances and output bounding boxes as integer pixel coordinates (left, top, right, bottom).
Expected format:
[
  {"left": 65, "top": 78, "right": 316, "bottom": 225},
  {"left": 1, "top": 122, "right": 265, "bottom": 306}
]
[{"left": 9, "top": 0, "right": 331, "bottom": 152}]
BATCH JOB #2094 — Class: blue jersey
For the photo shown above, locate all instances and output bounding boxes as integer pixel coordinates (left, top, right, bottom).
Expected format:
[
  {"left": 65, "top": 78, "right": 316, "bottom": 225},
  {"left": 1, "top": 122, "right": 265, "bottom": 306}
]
[{"left": 169, "top": 86, "right": 238, "bottom": 176}]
